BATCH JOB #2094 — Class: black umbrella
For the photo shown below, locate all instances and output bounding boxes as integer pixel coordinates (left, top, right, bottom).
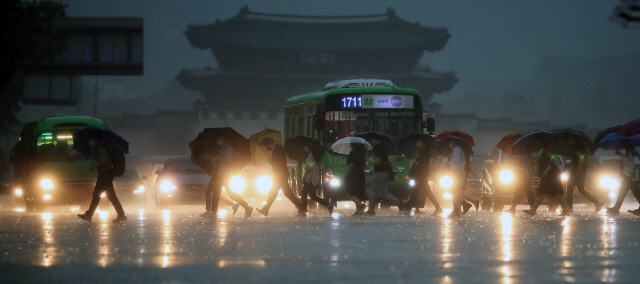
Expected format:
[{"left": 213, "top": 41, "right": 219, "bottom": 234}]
[
  {"left": 72, "top": 126, "right": 129, "bottom": 158},
  {"left": 511, "top": 130, "right": 556, "bottom": 156},
  {"left": 189, "top": 127, "right": 250, "bottom": 176},
  {"left": 355, "top": 132, "right": 393, "bottom": 152},
  {"left": 397, "top": 132, "right": 435, "bottom": 159},
  {"left": 552, "top": 128, "right": 597, "bottom": 156},
  {"left": 284, "top": 135, "right": 325, "bottom": 162},
  {"left": 432, "top": 135, "right": 473, "bottom": 156},
  {"left": 594, "top": 125, "right": 621, "bottom": 145}
]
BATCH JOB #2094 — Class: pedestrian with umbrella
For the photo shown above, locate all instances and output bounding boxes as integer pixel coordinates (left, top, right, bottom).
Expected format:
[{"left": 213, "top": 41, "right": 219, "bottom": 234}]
[
  {"left": 435, "top": 132, "right": 479, "bottom": 213},
  {"left": 554, "top": 129, "right": 604, "bottom": 213},
  {"left": 331, "top": 137, "right": 371, "bottom": 215},
  {"left": 284, "top": 136, "right": 333, "bottom": 216},
  {"left": 398, "top": 133, "right": 442, "bottom": 216},
  {"left": 254, "top": 133, "right": 305, "bottom": 217},
  {"left": 602, "top": 135, "right": 640, "bottom": 215},
  {"left": 75, "top": 127, "right": 128, "bottom": 223},
  {"left": 433, "top": 136, "right": 474, "bottom": 217},
  {"left": 496, "top": 133, "right": 536, "bottom": 214},
  {"left": 191, "top": 129, "right": 253, "bottom": 220},
  {"left": 518, "top": 134, "right": 571, "bottom": 217},
  {"left": 617, "top": 118, "right": 640, "bottom": 137},
  {"left": 361, "top": 133, "right": 410, "bottom": 216}
]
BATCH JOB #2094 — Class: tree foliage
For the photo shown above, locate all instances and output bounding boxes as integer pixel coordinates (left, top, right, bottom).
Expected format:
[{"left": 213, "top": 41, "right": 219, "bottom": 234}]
[{"left": 0, "top": 0, "right": 68, "bottom": 127}]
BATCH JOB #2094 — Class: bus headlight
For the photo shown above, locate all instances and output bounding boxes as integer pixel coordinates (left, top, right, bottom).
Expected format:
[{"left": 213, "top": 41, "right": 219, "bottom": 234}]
[
  {"left": 329, "top": 178, "right": 340, "bottom": 187},
  {"left": 443, "top": 192, "right": 452, "bottom": 200},
  {"left": 15, "top": 189, "right": 22, "bottom": 196},
  {"left": 160, "top": 180, "right": 176, "bottom": 192},
  {"left": 43, "top": 194, "right": 51, "bottom": 200},
  {"left": 599, "top": 176, "right": 618, "bottom": 191},
  {"left": 40, "top": 179, "right": 54, "bottom": 190},
  {"left": 439, "top": 175, "right": 453, "bottom": 190},
  {"left": 134, "top": 185, "right": 145, "bottom": 194},
  {"left": 561, "top": 173, "right": 568, "bottom": 181},
  {"left": 255, "top": 175, "right": 273, "bottom": 194},
  {"left": 499, "top": 170, "right": 515, "bottom": 184},
  {"left": 229, "top": 175, "right": 246, "bottom": 194},
  {"left": 409, "top": 179, "right": 416, "bottom": 187}
]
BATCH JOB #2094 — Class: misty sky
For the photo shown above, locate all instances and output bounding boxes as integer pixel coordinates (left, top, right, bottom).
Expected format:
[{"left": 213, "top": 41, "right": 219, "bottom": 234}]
[{"left": 63, "top": 0, "right": 640, "bottom": 125}]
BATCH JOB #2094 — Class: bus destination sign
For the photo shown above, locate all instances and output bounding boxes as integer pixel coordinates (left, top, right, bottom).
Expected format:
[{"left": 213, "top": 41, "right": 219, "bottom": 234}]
[{"left": 335, "top": 95, "right": 414, "bottom": 109}]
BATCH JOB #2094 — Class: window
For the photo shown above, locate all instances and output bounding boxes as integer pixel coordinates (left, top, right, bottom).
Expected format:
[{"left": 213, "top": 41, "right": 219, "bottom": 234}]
[{"left": 36, "top": 131, "right": 87, "bottom": 162}]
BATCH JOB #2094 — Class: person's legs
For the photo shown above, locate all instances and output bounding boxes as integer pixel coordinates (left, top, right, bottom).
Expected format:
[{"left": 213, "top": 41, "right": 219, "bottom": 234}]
[
  {"left": 280, "top": 179, "right": 303, "bottom": 211},
  {"left": 85, "top": 175, "right": 111, "bottom": 216},
  {"left": 103, "top": 177, "right": 124, "bottom": 216},
  {"left": 524, "top": 195, "right": 544, "bottom": 215},
  {"left": 368, "top": 173, "right": 383, "bottom": 213},
  {"left": 423, "top": 182, "right": 442, "bottom": 210},
  {"left": 566, "top": 178, "right": 576, "bottom": 210},
  {"left": 205, "top": 178, "right": 215, "bottom": 212},
  {"left": 574, "top": 176, "right": 599, "bottom": 204},
  {"left": 307, "top": 183, "right": 330, "bottom": 208},
  {"left": 611, "top": 176, "right": 631, "bottom": 211},
  {"left": 628, "top": 181, "right": 640, "bottom": 204},
  {"left": 225, "top": 187, "right": 249, "bottom": 209},
  {"left": 524, "top": 181, "right": 536, "bottom": 207},
  {"left": 377, "top": 173, "right": 400, "bottom": 206},
  {"left": 300, "top": 182, "right": 310, "bottom": 212},
  {"left": 555, "top": 194, "right": 571, "bottom": 215},
  {"left": 260, "top": 187, "right": 279, "bottom": 214}
]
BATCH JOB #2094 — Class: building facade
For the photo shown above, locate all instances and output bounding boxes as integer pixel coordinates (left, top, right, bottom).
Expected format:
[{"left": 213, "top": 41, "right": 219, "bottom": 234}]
[{"left": 177, "top": 7, "right": 457, "bottom": 111}]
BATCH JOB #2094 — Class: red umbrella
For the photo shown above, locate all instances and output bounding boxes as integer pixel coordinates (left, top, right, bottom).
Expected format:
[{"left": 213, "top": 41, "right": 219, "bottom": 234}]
[
  {"left": 496, "top": 133, "right": 523, "bottom": 155},
  {"left": 435, "top": 130, "right": 475, "bottom": 147},
  {"left": 617, "top": 119, "right": 640, "bottom": 136}
]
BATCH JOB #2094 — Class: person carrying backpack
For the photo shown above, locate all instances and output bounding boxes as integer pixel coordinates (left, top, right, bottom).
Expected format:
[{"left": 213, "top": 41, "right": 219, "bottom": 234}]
[{"left": 78, "top": 131, "right": 127, "bottom": 222}]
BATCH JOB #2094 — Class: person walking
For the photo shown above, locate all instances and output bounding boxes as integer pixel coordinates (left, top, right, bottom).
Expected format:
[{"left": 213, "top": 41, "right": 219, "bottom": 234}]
[
  {"left": 365, "top": 135, "right": 410, "bottom": 216},
  {"left": 606, "top": 140, "right": 640, "bottom": 215},
  {"left": 78, "top": 131, "right": 127, "bottom": 223},
  {"left": 345, "top": 143, "right": 368, "bottom": 215},
  {"left": 462, "top": 152, "right": 481, "bottom": 212},
  {"left": 408, "top": 140, "right": 442, "bottom": 216},
  {"left": 565, "top": 139, "right": 604, "bottom": 213},
  {"left": 447, "top": 141, "right": 467, "bottom": 218},
  {"left": 504, "top": 155, "right": 536, "bottom": 214},
  {"left": 256, "top": 137, "right": 305, "bottom": 217},
  {"left": 300, "top": 147, "right": 334, "bottom": 216},
  {"left": 523, "top": 145, "right": 571, "bottom": 216},
  {"left": 203, "top": 133, "right": 253, "bottom": 219}
]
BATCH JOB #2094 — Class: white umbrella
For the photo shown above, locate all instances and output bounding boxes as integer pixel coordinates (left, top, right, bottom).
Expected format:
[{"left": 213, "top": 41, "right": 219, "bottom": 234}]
[{"left": 330, "top": 137, "right": 372, "bottom": 155}]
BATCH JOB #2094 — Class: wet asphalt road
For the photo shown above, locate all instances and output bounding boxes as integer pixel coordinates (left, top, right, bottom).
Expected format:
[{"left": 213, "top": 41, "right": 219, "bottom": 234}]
[{"left": 1, "top": 203, "right": 640, "bottom": 283}]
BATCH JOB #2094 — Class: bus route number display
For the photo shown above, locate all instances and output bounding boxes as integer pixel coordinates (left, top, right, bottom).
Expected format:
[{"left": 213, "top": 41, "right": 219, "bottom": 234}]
[{"left": 335, "top": 94, "right": 414, "bottom": 109}]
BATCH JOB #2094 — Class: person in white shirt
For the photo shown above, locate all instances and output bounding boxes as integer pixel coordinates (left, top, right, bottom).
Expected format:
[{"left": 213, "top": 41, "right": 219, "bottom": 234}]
[
  {"left": 300, "top": 148, "right": 334, "bottom": 216},
  {"left": 607, "top": 140, "right": 640, "bottom": 215}
]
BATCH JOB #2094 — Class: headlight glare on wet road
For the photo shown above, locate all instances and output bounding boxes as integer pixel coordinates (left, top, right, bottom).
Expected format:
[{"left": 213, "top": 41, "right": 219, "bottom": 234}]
[
  {"left": 160, "top": 180, "right": 176, "bottom": 192},
  {"left": 439, "top": 175, "right": 453, "bottom": 190},
  {"left": 40, "top": 179, "right": 54, "bottom": 190},
  {"left": 499, "top": 170, "right": 515, "bottom": 184},
  {"left": 229, "top": 175, "right": 246, "bottom": 194},
  {"left": 255, "top": 175, "right": 273, "bottom": 194}
]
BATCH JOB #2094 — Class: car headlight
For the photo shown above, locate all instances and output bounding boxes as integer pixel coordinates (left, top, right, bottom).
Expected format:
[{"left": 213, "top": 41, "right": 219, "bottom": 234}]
[
  {"left": 561, "top": 173, "right": 568, "bottom": 181},
  {"left": 134, "top": 185, "right": 145, "bottom": 194},
  {"left": 255, "top": 175, "right": 273, "bottom": 194},
  {"left": 43, "top": 194, "right": 51, "bottom": 200},
  {"left": 329, "top": 178, "right": 340, "bottom": 187},
  {"left": 409, "top": 179, "right": 416, "bottom": 187},
  {"left": 599, "top": 176, "right": 618, "bottom": 191},
  {"left": 15, "top": 189, "right": 22, "bottom": 196},
  {"left": 40, "top": 179, "right": 54, "bottom": 190},
  {"left": 439, "top": 175, "right": 453, "bottom": 190},
  {"left": 160, "top": 180, "right": 176, "bottom": 192},
  {"left": 443, "top": 192, "right": 452, "bottom": 200},
  {"left": 499, "top": 170, "right": 515, "bottom": 184},
  {"left": 229, "top": 175, "right": 247, "bottom": 194}
]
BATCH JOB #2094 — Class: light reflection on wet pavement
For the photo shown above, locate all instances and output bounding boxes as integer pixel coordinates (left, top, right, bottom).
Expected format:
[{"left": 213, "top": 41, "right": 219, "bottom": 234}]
[{"left": 1, "top": 207, "right": 640, "bottom": 283}]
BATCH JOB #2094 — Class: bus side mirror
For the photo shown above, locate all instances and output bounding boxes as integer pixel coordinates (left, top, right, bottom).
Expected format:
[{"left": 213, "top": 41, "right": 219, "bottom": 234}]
[
  {"left": 314, "top": 113, "right": 324, "bottom": 131},
  {"left": 425, "top": 117, "right": 435, "bottom": 133}
]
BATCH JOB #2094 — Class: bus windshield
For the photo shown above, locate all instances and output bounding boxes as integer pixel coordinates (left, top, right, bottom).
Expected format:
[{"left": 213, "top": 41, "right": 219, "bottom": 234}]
[
  {"left": 36, "top": 131, "right": 87, "bottom": 162},
  {"left": 324, "top": 110, "right": 419, "bottom": 151}
]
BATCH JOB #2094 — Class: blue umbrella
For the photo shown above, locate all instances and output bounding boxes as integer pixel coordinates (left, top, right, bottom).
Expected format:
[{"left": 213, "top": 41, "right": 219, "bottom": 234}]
[
  {"left": 72, "top": 126, "right": 129, "bottom": 158},
  {"left": 596, "top": 133, "right": 640, "bottom": 150}
]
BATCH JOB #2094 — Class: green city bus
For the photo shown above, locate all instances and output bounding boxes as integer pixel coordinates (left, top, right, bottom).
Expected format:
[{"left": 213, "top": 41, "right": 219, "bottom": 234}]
[
  {"left": 12, "top": 116, "right": 105, "bottom": 212},
  {"left": 284, "top": 79, "right": 430, "bottom": 207}
]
